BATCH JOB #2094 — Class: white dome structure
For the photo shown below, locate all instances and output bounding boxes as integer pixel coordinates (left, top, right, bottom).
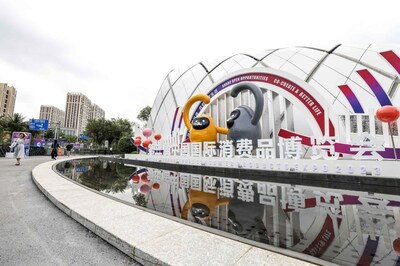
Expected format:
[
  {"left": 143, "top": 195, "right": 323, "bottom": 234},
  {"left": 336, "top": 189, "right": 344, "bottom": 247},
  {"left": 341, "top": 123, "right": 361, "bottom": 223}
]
[{"left": 147, "top": 44, "right": 400, "bottom": 156}]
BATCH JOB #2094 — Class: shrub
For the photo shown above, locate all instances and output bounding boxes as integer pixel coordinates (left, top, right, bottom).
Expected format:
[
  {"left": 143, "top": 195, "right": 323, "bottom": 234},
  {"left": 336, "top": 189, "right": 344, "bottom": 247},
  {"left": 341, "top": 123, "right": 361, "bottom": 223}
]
[{"left": 117, "top": 136, "right": 136, "bottom": 153}]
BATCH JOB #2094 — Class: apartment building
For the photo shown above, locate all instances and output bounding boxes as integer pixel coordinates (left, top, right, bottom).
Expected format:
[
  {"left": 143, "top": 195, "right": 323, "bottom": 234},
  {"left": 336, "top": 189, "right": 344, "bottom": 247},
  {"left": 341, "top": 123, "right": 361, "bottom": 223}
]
[
  {"left": 39, "top": 105, "right": 65, "bottom": 128},
  {"left": 64, "top": 92, "right": 105, "bottom": 136},
  {"left": 0, "top": 83, "right": 17, "bottom": 117}
]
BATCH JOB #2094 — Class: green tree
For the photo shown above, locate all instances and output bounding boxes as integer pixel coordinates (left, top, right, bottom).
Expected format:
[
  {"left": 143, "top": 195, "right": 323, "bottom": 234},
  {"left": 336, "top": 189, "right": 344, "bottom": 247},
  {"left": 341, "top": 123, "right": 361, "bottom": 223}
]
[
  {"left": 0, "top": 116, "right": 7, "bottom": 144},
  {"left": 105, "top": 118, "right": 133, "bottom": 148},
  {"left": 59, "top": 133, "right": 78, "bottom": 143},
  {"left": 133, "top": 193, "right": 147, "bottom": 207},
  {"left": 27, "top": 130, "right": 42, "bottom": 140},
  {"left": 44, "top": 129, "right": 55, "bottom": 138},
  {"left": 0, "top": 116, "right": 5, "bottom": 131},
  {"left": 85, "top": 118, "right": 107, "bottom": 147},
  {"left": 85, "top": 118, "right": 133, "bottom": 148},
  {"left": 117, "top": 136, "right": 137, "bottom": 153},
  {"left": 4, "top": 113, "right": 28, "bottom": 133},
  {"left": 0, "top": 113, "right": 28, "bottom": 144},
  {"left": 42, "top": 129, "right": 76, "bottom": 142},
  {"left": 77, "top": 159, "right": 135, "bottom": 194},
  {"left": 137, "top": 106, "right": 151, "bottom": 122}
]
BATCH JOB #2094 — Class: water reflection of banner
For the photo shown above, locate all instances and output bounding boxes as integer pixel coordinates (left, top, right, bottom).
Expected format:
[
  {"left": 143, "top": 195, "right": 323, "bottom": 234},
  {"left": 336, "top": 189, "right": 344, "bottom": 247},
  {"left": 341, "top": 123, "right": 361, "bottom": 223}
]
[
  {"left": 147, "top": 167, "right": 400, "bottom": 264},
  {"left": 303, "top": 216, "right": 341, "bottom": 257},
  {"left": 75, "top": 167, "right": 87, "bottom": 173}
]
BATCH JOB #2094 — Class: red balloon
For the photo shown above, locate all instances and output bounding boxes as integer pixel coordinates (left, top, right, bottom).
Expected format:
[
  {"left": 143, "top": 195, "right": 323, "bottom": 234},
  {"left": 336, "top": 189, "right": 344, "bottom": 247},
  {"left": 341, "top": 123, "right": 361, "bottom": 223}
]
[
  {"left": 154, "top": 134, "right": 162, "bottom": 141},
  {"left": 135, "top": 136, "right": 142, "bottom": 139},
  {"left": 132, "top": 175, "right": 140, "bottom": 183},
  {"left": 152, "top": 183, "right": 160, "bottom": 190},
  {"left": 133, "top": 139, "right": 141, "bottom": 146},
  {"left": 142, "top": 139, "right": 152, "bottom": 148},
  {"left": 376, "top": 106, "right": 400, "bottom": 123},
  {"left": 393, "top": 238, "right": 400, "bottom": 256},
  {"left": 141, "top": 172, "right": 150, "bottom": 183},
  {"left": 139, "top": 184, "right": 150, "bottom": 194}
]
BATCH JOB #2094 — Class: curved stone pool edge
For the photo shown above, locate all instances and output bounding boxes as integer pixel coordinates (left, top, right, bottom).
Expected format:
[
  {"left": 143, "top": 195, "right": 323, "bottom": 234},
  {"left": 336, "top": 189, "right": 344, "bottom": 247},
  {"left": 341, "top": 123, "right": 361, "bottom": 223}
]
[{"left": 31, "top": 156, "right": 331, "bottom": 266}]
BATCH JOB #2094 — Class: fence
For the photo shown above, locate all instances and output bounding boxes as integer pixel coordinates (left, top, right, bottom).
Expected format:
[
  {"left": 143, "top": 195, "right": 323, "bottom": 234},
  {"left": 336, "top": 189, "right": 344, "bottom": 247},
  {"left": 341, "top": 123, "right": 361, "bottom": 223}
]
[
  {"left": 0, "top": 145, "right": 9, "bottom": 157},
  {"left": 73, "top": 149, "right": 121, "bottom": 155},
  {"left": 0, "top": 145, "right": 47, "bottom": 157},
  {"left": 0, "top": 145, "right": 121, "bottom": 157}
]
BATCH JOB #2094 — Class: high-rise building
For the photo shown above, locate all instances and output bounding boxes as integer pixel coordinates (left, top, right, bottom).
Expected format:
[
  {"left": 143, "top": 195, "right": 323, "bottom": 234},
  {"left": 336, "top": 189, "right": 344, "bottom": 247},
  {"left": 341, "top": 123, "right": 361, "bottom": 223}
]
[
  {"left": 39, "top": 105, "right": 65, "bottom": 128},
  {"left": 0, "top": 83, "right": 17, "bottom": 117},
  {"left": 90, "top": 103, "right": 105, "bottom": 120},
  {"left": 64, "top": 92, "right": 92, "bottom": 136},
  {"left": 64, "top": 92, "right": 105, "bottom": 136}
]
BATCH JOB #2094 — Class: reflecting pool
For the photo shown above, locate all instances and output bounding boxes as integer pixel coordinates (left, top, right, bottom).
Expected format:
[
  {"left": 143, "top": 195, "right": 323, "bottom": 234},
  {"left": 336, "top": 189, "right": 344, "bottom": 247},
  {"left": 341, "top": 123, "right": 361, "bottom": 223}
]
[{"left": 55, "top": 158, "right": 400, "bottom": 266}]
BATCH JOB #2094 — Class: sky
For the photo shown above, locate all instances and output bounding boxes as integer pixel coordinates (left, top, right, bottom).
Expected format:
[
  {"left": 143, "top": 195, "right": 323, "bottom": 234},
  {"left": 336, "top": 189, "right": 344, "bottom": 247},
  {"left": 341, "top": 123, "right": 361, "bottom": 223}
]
[{"left": 1, "top": 0, "right": 400, "bottom": 123}]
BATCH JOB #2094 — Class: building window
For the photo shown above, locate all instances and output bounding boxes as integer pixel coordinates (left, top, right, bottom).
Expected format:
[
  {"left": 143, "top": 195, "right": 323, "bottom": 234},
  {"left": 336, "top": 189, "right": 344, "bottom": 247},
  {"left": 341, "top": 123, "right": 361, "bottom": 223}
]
[
  {"left": 375, "top": 118, "right": 383, "bottom": 135},
  {"left": 362, "top": 115, "right": 369, "bottom": 132},
  {"left": 350, "top": 116, "right": 357, "bottom": 133},
  {"left": 392, "top": 123, "right": 399, "bottom": 136}
]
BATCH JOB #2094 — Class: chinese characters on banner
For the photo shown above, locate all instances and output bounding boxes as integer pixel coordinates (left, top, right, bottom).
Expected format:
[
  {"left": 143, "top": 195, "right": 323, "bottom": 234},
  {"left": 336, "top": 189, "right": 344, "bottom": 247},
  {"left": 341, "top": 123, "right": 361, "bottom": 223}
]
[{"left": 148, "top": 132, "right": 386, "bottom": 161}]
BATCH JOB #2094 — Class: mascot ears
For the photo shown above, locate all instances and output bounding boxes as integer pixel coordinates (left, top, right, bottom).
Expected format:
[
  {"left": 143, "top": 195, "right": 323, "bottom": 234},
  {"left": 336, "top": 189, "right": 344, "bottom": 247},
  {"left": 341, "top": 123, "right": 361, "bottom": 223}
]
[
  {"left": 183, "top": 94, "right": 228, "bottom": 143},
  {"left": 230, "top": 82, "right": 264, "bottom": 125},
  {"left": 183, "top": 94, "right": 210, "bottom": 130}
]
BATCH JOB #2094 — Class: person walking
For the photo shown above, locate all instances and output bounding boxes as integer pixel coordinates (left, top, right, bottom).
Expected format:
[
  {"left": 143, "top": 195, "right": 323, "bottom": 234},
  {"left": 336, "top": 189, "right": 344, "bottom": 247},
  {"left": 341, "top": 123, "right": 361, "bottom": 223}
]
[
  {"left": 51, "top": 140, "right": 60, "bottom": 160},
  {"left": 66, "top": 143, "right": 73, "bottom": 157},
  {"left": 10, "top": 133, "right": 26, "bottom": 166}
]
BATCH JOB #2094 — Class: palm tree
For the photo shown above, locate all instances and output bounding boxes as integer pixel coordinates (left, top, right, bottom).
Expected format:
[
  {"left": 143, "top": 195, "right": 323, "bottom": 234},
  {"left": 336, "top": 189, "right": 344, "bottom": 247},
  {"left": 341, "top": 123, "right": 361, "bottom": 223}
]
[
  {"left": 5, "top": 113, "right": 28, "bottom": 133},
  {"left": 0, "top": 116, "right": 7, "bottom": 144}
]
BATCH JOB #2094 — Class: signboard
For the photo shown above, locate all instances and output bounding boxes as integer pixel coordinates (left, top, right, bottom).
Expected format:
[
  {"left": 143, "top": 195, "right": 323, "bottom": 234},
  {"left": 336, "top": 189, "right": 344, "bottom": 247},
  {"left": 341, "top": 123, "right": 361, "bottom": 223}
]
[
  {"left": 29, "top": 119, "right": 49, "bottom": 131},
  {"left": 79, "top": 134, "right": 88, "bottom": 140},
  {"left": 11, "top": 132, "right": 32, "bottom": 157},
  {"left": 75, "top": 167, "right": 87, "bottom": 173},
  {"left": 33, "top": 138, "right": 45, "bottom": 148}
]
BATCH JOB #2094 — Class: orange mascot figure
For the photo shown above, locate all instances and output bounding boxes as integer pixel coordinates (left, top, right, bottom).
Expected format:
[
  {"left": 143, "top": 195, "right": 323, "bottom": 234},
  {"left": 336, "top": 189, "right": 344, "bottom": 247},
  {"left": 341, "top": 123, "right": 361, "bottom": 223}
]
[
  {"left": 181, "top": 188, "right": 230, "bottom": 220},
  {"left": 183, "top": 94, "right": 228, "bottom": 142}
]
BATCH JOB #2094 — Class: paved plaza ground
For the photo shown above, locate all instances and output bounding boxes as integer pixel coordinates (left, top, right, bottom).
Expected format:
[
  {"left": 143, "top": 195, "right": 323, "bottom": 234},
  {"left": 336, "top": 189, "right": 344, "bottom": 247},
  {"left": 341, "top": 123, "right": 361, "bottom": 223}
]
[{"left": 0, "top": 156, "right": 140, "bottom": 266}]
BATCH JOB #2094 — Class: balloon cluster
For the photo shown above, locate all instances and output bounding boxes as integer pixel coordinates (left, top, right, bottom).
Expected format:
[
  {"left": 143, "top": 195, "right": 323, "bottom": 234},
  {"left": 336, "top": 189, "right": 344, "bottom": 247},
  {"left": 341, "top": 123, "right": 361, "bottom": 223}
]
[
  {"left": 130, "top": 169, "right": 160, "bottom": 194},
  {"left": 131, "top": 128, "right": 162, "bottom": 153}
]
